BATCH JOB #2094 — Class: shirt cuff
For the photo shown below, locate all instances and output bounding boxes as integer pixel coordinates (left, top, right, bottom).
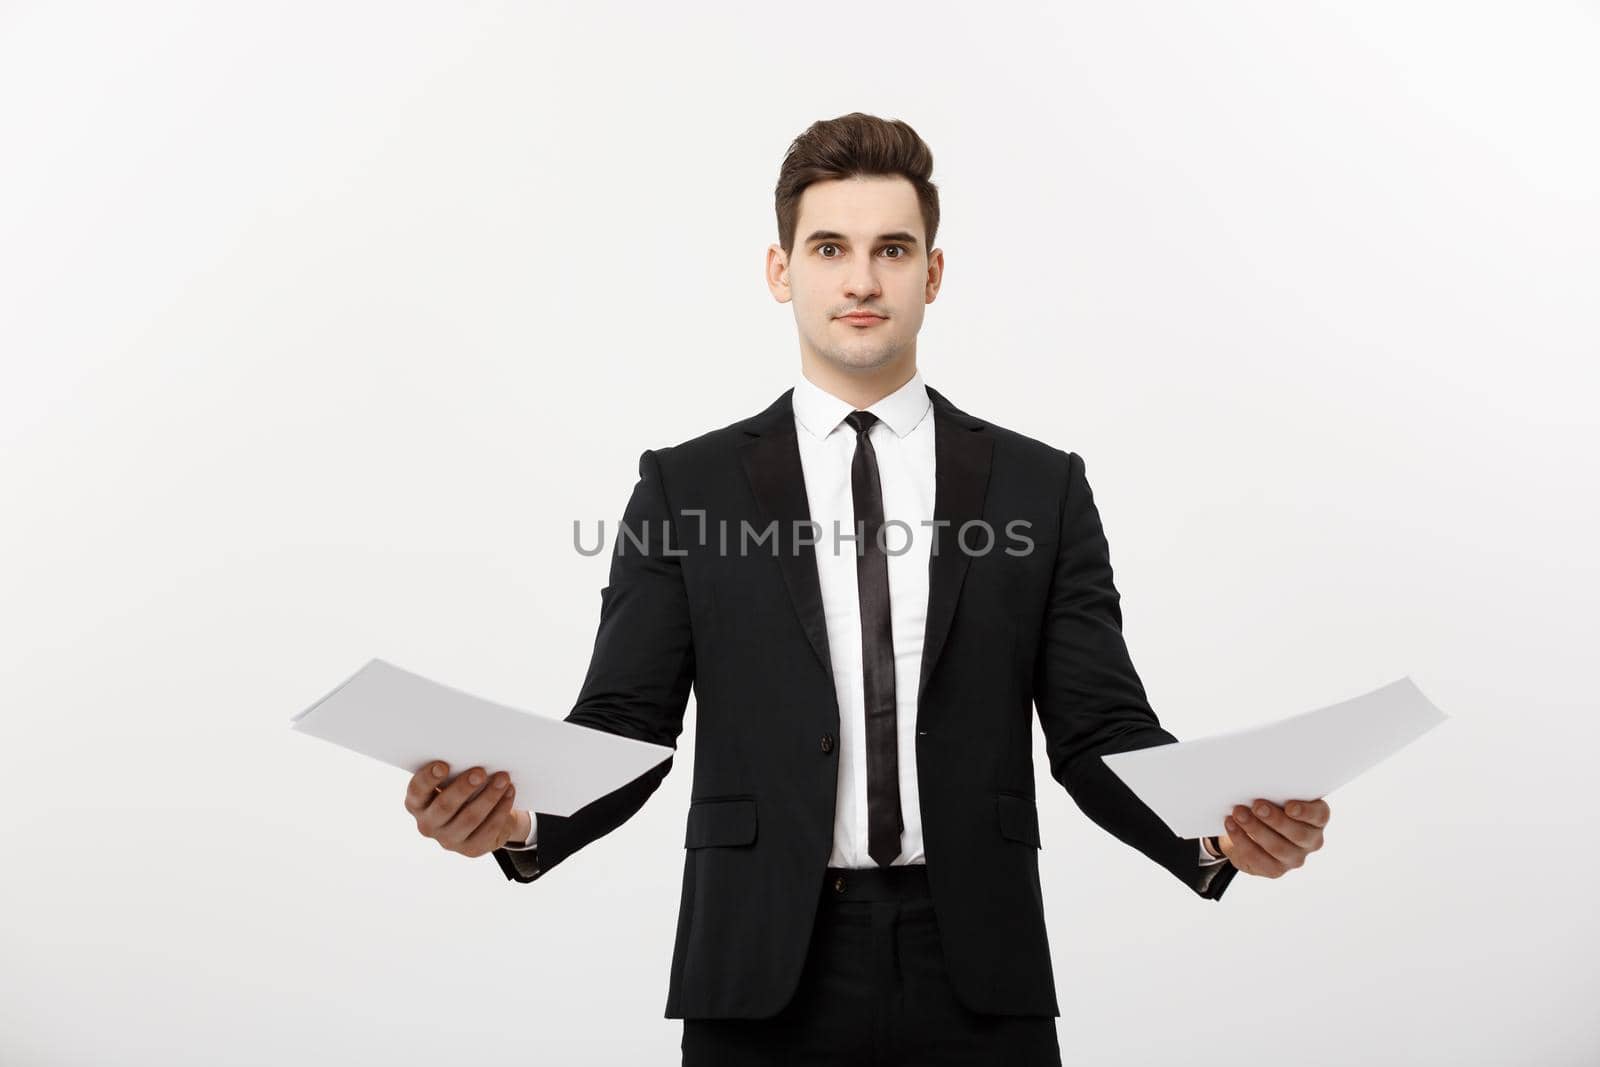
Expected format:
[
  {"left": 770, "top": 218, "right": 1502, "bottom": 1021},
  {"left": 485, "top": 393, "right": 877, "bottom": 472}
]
[{"left": 501, "top": 812, "right": 539, "bottom": 851}]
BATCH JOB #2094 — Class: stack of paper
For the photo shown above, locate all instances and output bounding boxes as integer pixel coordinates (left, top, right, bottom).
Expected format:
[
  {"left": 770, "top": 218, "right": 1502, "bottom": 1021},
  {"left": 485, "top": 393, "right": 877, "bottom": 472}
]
[
  {"left": 290, "top": 658, "right": 676, "bottom": 816},
  {"left": 1101, "top": 676, "right": 1448, "bottom": 839}
]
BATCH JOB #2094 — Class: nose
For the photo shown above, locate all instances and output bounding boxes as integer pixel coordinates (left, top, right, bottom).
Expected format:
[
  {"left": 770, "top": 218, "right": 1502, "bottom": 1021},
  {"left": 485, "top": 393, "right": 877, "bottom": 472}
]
[{"left": 843, "top": 259, "right": 882, "bottom": 303}]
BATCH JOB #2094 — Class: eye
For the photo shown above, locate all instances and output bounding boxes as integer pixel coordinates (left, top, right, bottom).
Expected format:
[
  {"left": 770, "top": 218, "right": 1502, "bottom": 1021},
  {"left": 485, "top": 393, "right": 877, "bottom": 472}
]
[
  {"left": 882, "top": 245, "right": 905, "bottom": 259},
  {"left": 817, "top": 243, "right": 840, "bottom": 258}
]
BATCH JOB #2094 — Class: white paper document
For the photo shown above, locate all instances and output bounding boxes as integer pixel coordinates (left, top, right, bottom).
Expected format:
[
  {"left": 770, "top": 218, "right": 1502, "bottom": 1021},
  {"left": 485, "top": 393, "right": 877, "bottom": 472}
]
[
  {"left": 1100, "top": 676, "right": 1448, "bottom": 840},
  {"left": 290, "top": 658, "right": 676, "bottom": 816}
]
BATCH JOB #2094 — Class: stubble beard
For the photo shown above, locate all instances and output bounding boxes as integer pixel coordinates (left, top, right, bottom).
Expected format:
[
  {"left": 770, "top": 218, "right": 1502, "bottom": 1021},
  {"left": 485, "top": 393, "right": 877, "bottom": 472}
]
[{"left": 812, "top": 326, "right": 904, "bottom": 376}]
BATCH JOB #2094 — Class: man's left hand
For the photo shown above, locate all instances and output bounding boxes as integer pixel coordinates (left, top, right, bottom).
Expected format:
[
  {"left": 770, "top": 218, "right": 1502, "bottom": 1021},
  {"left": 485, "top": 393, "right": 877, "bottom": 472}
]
[{"left": 1218, "top": 798, "right": 1330, "bottom": 878}]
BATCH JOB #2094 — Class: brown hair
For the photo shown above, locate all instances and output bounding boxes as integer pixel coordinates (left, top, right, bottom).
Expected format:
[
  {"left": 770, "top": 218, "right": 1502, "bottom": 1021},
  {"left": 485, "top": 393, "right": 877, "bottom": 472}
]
[{"left": 774, "top": 112, "right": 940, "bottom": 258}]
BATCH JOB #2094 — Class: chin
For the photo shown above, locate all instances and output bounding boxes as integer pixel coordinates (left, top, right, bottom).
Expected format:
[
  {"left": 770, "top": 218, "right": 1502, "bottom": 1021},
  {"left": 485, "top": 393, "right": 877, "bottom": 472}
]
[
  {"left": 827, "top": 336, "right": 901, "bottom": 368},
  {"left": 822, "top": 348, "right": 896, "bottom": 373}
]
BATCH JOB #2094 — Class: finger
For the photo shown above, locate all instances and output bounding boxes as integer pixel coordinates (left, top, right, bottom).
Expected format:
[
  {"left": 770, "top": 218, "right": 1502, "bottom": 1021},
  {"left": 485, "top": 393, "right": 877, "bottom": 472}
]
[
  {"left": 1231, "top": 805, "right": 1304, "bottom": 870},
  {"left": 1222, "top": 818, "right": 1287, "bottom": 877},
  {"left": 1232, "top": 803, "right": 1301, "bottom": 866},
  {"left": 444, "top": 776, "right": 513, "bottom": 853},
  {"left": 1247, "top": 799, "right": 1321, "bottom": 851},
  {"left": 460, "top": 785, "right": 517, "bottom": 857},
  {"left": 1285, "top": 797, "right": 1331, "bottom": 829},
  {"left": 418, "top": 766, "right": 491, "bottom": 835},
  {"left": 439, "top": 770, "right": 512, "bottom": 845},
  {"left": 405, "top": 761, "right": 450, "bottom": 816}
]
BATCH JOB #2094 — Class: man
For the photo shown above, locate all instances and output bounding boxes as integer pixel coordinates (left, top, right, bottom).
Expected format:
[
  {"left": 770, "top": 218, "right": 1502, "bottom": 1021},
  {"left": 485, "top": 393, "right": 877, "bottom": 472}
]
[{"left": 403, "top": 112, "right": 1331, "bottom": 1065}]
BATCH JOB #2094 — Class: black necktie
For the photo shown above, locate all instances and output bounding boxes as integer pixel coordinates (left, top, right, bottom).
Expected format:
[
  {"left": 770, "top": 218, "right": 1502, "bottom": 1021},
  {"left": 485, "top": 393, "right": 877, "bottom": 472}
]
[{"left": 845, "top": 409, "right": 903, "bottom": 867}]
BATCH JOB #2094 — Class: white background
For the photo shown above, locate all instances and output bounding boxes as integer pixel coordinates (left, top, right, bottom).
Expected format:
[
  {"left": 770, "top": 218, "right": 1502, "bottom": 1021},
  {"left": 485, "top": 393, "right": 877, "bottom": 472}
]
[{"left": 2, "top": 2, "right": 1596, "bottom": 1064}]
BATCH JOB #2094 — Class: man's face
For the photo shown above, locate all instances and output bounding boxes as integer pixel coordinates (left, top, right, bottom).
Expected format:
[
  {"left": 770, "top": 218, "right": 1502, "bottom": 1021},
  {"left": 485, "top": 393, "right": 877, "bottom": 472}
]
[{"left": 767, "top": 175, "right": 943, "bottom": 375}]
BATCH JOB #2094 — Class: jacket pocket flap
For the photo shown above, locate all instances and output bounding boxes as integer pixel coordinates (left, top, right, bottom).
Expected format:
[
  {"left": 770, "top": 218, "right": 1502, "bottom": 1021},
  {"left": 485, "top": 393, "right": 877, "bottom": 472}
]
[
  {"left": 685, "top": 797, "right": 758, "bottom": 848},
  {"left": 995, "top": 793, "right": 1042, "bottom": 848}
]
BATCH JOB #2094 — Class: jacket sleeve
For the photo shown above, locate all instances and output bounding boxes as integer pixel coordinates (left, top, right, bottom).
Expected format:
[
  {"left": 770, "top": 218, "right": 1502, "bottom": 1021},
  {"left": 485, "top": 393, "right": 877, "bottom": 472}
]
[
  {"left": 493, "top": 447, "right": 696, "bottom": 884},
  {"left": 1031, "top": 450, "right": 1237, "bottom": 901}
]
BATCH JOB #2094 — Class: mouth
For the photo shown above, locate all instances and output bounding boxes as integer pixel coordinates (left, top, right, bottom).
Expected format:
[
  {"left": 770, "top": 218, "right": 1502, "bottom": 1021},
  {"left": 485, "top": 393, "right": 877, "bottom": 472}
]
[{"left": 838, "top": 312, "right": 887, "bottom": 326}]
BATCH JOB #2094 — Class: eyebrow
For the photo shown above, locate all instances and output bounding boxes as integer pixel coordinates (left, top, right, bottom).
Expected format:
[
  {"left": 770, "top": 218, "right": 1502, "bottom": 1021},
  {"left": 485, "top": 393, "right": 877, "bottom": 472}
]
[{"left": 803, "top": 230, "right": 920, "bottom": 246}]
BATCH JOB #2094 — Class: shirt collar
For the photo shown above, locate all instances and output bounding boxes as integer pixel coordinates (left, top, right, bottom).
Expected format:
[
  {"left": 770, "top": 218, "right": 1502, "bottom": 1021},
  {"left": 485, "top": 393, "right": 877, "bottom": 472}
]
[{"left": 792, "top": 368, "right": 931, "bottom": 441}]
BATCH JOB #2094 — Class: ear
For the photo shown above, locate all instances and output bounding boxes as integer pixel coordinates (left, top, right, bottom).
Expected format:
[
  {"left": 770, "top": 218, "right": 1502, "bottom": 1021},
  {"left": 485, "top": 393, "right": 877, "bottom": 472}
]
[
  {"left": 924, "top": 246, "right": 945, "bottom": 303},
  {"left": 765, "top": 243, "right": 793, "bottom": 303}
]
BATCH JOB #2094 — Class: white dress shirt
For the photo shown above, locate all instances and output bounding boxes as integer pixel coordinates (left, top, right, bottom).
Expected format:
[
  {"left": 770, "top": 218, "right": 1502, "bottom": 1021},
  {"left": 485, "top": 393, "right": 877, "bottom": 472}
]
[
  {"left": 793, "top": 367, "right": 937, "bottom": 868},
  {"left": 505, "top": 370, "right": 1227, "bottom": 879}
]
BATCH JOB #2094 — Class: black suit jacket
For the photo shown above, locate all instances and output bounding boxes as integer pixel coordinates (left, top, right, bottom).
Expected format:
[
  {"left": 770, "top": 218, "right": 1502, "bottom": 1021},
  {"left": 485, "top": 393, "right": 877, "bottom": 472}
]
[{"left": 493, "top": 384, "right": 1238, "bottom": 1019}]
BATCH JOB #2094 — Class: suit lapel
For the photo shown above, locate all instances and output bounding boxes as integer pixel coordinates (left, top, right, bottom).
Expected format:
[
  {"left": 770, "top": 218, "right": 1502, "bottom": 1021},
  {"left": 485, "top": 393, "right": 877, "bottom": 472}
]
[
  {"left": 735, "top": 383, "right": 995, "bottom": 705},
  {"left": 918, "top": 386, "right": 994, "bottom": 704},
  {"left": 738, "top": 390, "right": 834, "bottom": 681}
]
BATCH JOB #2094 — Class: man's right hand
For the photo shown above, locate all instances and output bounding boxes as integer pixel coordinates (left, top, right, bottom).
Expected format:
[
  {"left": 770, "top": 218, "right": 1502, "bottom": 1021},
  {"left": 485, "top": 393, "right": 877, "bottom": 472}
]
[{"left": 405, "top": 761, "right": 526, "bottom": 858}]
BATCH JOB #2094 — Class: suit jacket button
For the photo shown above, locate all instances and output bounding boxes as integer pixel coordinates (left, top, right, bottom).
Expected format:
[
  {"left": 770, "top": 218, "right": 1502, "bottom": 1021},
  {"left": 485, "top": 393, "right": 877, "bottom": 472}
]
[
  {"left": 820, "top": 734, "right": 834, "bottom": 754},
  {"left": 833, "top": 875, "right": 846, "bottom": 893}
]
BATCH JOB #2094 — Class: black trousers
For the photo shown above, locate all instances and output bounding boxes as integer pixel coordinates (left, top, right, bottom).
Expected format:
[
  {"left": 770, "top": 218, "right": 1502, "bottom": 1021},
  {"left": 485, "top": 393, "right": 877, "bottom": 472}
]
[{"left": 681, "top": 864, "right": 1062, "bottom": 1066}]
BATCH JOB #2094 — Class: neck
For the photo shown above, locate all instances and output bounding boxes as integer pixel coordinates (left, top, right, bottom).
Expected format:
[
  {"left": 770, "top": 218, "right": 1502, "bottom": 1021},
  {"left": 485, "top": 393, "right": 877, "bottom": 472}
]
[{"left": 799, "top": 349, "right": 918, "bottom": 410}]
